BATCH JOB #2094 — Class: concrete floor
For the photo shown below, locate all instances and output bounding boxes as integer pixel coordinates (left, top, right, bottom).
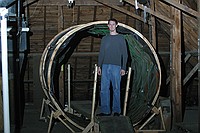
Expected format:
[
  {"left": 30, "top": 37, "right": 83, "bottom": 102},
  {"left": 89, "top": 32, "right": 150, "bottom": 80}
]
[
  {"left": 170, "top": 106, "right": 198, "bottom": 133},
  {"left": 1, "top": 105, "right": 198, "bottom": 133}
]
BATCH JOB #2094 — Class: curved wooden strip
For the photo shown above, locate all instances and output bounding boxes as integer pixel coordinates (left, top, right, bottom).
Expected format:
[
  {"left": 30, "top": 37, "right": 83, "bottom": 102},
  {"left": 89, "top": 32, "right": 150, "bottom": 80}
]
[
  {"left": 41, "top": 21, "right": 161, "bottom": 127},
  {"left": 39, "top": 26, "right": 78, "bottom": 100}
]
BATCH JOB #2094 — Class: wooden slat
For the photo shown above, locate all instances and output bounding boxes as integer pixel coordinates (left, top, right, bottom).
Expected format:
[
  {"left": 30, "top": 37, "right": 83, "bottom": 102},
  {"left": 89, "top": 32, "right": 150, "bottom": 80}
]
[
  {"left": 170, "top": 0, "right": 182, "bottom": 123},
  {"left": 150, "top": 0, "right": 156, "bottom": 49},
  {"left": 166, "top": 53, "right": 191, "bottom": 85},
  {"left": 123, "top": 0, "right": 173, "bottom": 24},
  {"left": 59, "top": 65, "right": 65, "bottom": 107},
  {"left": 160, "top": 0, "right": 200, "bottom": 18},
  {"left": 183, "top": 15, "right": 198, "bottom": 51},
  {"left": 183, "top": 63, "right": 200, "bottom": 85},
  {"left": 95, "top": 0, "right": 144, "bottom": 22}
]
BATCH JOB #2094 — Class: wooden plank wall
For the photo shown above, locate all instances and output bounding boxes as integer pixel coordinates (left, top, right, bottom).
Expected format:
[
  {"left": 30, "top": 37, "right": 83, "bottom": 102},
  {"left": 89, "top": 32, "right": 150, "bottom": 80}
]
[
  {"left": 28, "top": 4, "right": 152, "bottom": 52},
  {"left": 25, "top": 1, "right": 198, "bottom": 102},
  {"left": 26, "top": 4, "right": 154, "bottom": 100}
]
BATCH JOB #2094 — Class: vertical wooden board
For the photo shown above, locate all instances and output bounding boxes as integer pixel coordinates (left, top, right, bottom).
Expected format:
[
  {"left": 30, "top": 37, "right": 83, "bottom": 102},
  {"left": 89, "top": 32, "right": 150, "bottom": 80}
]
[
  {"left": 183, "top": 14, "right": 198, "bottom": 51},
  {"left": 30, "top": 41, "right": 45, "bottom": 53},
  {"left": 95, "top": 6, "right": 111, "bottom": 20},
  {"left": 28, "top": 5, "right": 45, "bottom": 52},
  {"left": 59, "top": 65, "right": 65, "bottom": 106},
  {"left": 45, "top": 6, "right": 59, "bottom": 46},
  {"left": 124, "top": 7, "right": 136, "bottom": 28},
  {"left": 142, "top": 24, "right": 150, "bottom": 39},
  {"left": 92, "top": 38, "right": 101, "bottom": 52},
  {"left": 29, "top": 4, "right": 44, "bottom": 18},
  {"left": 58, "top": 6, "right": 64, "bottom": 32},
  {"left": 75, "top": 57, "right": 91, "bottom": 79},
  {"left": 111, "top": 6, "right": 128, "bottom": 22},
  {"left": 157, "top": 36, "right": 170, "bottom": 52},
  {"left": 63, "top": 6, "right": 79, "bottom": 27},
  {"left": 79, "top": 6, "right": 95, "bottom": 22},
  {"left": 32, "top": 54, "right": 44, "bottom": 109},
  {"left": 150, "top": 0, "right": 156, "bottom": 48},
  {"left": 156, "top": 1, "right": 171, "bottom": 18},
  {"left": 77, "top": 37, "right": 93, "bottom": 52},
  {"left": 170, "top": 0, "right": 182, "bottom": 123},
  {"left": 45, "top": 5, "right": 58, "bottom": 14}
]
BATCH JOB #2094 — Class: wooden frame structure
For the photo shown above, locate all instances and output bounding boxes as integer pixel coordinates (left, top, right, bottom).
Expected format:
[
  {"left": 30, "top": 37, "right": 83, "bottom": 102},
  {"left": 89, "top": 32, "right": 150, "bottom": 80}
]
[
  {"left": 134, "top": 106, "right": 166, "bottom": 133},
  {"left": 39, "top": 20, "right": 162, "bottom": 132}
]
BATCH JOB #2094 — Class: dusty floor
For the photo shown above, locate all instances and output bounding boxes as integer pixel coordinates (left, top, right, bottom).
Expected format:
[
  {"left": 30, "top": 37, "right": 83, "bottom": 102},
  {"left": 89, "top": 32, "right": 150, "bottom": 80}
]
[{"left": 1, "top": 105, "right": 198, "bottom": 133}]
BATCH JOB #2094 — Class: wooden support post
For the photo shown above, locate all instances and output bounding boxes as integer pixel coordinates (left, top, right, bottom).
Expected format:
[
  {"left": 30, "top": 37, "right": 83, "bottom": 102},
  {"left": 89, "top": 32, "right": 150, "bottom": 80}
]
[
  {"left": 43, "top": 6, "right": 46, "bottom": 48},
  {"left": 59, "top": 65, "right": 65, "bottom": 107},
  {"left": 123, "top": 67, "right": 131, "bottom": 116},
  {"left": 58, "top": 5, "right": 64, "bottom": 32},
  {"left": 82, "top": 64, "right": 98, "bottom": 133},
  {"left": 136, "top": 106, "right": 166, "bottom": 132},
  {"left": 67, "top": 64, "right": 71, "bottom": 113},
  {"left": 150, "top": 0, "right": 157, "bottom": 49},
  {"left": 170, "top": 0, "right": 182, "bottom": 125}
]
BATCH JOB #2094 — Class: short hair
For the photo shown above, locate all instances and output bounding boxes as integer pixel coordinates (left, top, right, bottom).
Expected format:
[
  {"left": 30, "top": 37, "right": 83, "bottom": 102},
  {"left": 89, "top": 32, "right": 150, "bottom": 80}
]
[{"left": 108, "top": 18, "right": 118, "bottom": 25}]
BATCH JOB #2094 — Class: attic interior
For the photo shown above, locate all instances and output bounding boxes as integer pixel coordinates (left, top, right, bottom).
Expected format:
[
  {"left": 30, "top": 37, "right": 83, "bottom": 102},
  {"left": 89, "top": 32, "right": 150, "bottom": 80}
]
[{"left": 0, "top": 0, "right": 199, "bottom": 133}]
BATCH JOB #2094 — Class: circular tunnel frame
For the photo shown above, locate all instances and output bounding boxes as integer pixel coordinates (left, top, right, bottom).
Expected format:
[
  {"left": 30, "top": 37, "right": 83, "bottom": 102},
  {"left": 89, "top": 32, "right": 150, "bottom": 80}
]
[{"left": 39, "top": 21, "right": 161, "bottom": 126}]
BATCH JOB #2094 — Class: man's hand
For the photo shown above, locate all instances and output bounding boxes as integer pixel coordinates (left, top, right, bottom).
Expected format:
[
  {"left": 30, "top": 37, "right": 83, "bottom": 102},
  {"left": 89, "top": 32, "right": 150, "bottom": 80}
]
[
  {"left": 120, "top": 69, "right": 126, "bottom": 76},
  {"left": 98, "top": 67, "right": 101, "bottom": 75}
]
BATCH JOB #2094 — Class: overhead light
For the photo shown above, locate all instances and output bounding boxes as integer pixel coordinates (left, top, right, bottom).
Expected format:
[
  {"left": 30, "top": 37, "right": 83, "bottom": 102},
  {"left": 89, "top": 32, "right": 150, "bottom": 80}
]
[{"left": 68, "top": 0, "right": 75, "bottom": 8}]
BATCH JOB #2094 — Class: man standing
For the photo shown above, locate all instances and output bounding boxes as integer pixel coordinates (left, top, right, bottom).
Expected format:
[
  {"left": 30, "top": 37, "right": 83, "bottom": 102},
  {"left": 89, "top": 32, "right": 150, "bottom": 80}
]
[{"left": 97, "top": 18, "right": 128, "bottom": 116}]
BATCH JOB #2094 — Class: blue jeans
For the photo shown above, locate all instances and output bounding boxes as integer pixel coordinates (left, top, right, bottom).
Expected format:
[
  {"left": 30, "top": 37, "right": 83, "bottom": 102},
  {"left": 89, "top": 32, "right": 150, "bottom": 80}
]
[{"left": 100, "top": 64, "right": 121, "bottom": 114}]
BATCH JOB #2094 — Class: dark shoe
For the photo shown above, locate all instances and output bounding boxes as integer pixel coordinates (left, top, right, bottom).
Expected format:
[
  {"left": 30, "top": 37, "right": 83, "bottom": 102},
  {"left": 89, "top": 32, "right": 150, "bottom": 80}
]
[
  {"left": 96, "top": 113, "right": 111, "bottom": 116},
  {"left": 113, "top": 112, "right": 120, "bottom": 116}
]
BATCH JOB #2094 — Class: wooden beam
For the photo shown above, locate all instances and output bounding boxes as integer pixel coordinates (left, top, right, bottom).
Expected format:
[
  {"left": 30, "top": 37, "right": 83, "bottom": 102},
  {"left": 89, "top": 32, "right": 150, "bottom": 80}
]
[
  {"left": 183, "top": 63, "right": 200, "bottom": 85},
  {"left": 59, "top": 65, "right": 65, "bottom": 107},
  {"left": 58, "top": 6, "right": 64, "bottom": 32},
  {"left": 166, "top": 53, "right": 191, "bottom": 85},
  {"left": 184, "top": 53, "right": 192, "bottom": 63},
  {"left": 44, "top": 6, "right": 46, "bottom": 48},
  {"left": 36, "top": 0, "right": 122, "bottom": 5},
  {"left": 150, "top": 0, "right": 157, "bottom": 49},
  {"left": 123, "top": 0, "right": 173, "bottom": 24},
  {"left": 170, "top": 0, "right": 182, "bottom": 123},
  {"left": 23, "top": 0, "right": 39, "bottom": 7},
  {"left": 95, "top": 0, "right": 144, "bottom": 22},
  {"left": 76, "top": 0, "right": 122, "bottom": 5},
  {"left": 160, "top": 0, "right": 200, "bottom": 18},
  {"left": 71, "top": 52, "right": 99, "bottom": 57}
]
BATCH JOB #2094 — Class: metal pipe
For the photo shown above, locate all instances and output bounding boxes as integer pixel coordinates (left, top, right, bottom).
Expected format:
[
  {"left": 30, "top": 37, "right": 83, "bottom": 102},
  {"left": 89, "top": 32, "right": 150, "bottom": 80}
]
[{"left": 0, "top": 8, "right": 11, "bottom": 133}]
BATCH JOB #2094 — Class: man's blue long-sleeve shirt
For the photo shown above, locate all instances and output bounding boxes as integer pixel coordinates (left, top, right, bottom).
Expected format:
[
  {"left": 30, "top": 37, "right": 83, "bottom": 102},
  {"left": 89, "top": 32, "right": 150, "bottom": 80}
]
[{"left": 98, "top": 34, "right": 128, "bottom": 70}]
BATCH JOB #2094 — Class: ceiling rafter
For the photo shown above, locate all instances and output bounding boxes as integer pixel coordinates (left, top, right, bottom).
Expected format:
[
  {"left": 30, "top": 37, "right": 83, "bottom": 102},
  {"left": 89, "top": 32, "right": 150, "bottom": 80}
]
[
  {"left": 94, "top": 0, "right": 144, "bottom": 22},
  {"left": 160, "top": 0, "right": 200, "bottom": 18},
  {"left": 123, "top": 0, "right": 173, "bottom": 24}
]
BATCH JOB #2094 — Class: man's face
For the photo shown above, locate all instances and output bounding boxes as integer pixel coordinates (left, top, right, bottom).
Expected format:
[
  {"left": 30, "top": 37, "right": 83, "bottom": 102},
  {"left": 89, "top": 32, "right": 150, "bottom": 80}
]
[{"left": 108, "top": 21, "right": 117, "bottom": 32}]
